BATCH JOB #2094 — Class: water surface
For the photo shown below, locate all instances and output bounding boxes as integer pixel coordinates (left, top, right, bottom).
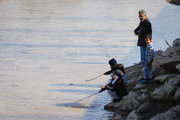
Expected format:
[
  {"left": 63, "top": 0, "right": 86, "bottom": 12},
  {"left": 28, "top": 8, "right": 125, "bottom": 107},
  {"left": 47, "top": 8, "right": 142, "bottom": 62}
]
[{"left": 0, "top": 0, "right": 180, "bottom": 120}]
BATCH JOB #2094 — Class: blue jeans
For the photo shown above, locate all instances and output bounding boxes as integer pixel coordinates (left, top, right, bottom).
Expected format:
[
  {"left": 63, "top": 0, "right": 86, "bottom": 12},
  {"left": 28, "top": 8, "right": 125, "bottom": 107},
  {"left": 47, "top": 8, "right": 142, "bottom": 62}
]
[
  {"left": 144, "top": 61, "right": 152, "bottom": 79},
  {"left": 140, "top": 46, "right": 146, "bottom": 78}
]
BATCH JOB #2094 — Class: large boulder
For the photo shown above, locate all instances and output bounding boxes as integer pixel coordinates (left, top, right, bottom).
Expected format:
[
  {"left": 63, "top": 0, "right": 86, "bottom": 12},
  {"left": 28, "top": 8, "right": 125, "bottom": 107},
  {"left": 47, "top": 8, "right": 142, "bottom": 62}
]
[
  {"left": 127, "top": 110, "right": 140, "bottom": 120},
  {"left": 158, "top": 40, "right": 180, "bottom": 73},
  {"left": 150, "top": 105, "right": 180, "bottom": 120},
  {"left": 154, "top": 74, "right": 177, "bottom": 83},
  {"left": 154, "top": 50, "right": 163, "bottom": 59},
  {"left": 173, "top": 38, "right": 180, "bottom": 47},
  {"left": 116, "top": 91, "right": 140, "bottom": 111},
  {"left": 152, "top": 62, "right": 168, "bottom": 77},
  {"left": 134, "top": 83, "right": 147, "bottom": 90},
  {"left": 125, "top": 63, "right": 142, "bottom": 80},
  {"left": 116, "top": 91, "right": 149, "bottom": 111},
  {"left": 174, "top": 87, "right": 180, "bottom": 101},
  {"left": 136, "top": 101, "right": 153, "bottom": 114},
  {"left": 112, "top": 114, "right": 123, "bottom": 120},
  {"left": 104, "top": 102, "right": 118, "bottom": 111},
  {"left": 162, "top": 47, "right": 173, "bottom": 57},
  {"left": 157, "top": 56, "right": 180, "bottom": 73},
  {"left": 151, "top": 75, "right": 180, "bottom": 100},
  {"left": 176, "top": 63, "right": 180, "bottom": 72}
]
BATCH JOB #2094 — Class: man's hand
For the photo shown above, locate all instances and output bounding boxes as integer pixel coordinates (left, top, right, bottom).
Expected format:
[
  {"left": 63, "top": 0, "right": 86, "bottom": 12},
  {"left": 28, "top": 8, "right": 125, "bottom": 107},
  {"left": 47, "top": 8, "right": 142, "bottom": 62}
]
[
  {"left": 103, "top": 72, "right": 107, "bottom": 75},
  {"left": 99, "top": 86, "right": 106, "bottom": 93}
]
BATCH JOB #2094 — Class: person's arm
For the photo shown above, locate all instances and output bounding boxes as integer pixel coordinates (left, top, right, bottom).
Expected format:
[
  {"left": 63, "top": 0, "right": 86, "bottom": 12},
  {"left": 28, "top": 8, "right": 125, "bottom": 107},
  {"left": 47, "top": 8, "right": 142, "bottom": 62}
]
[
  {"left": 99, "top": 86, "right": 106, "bottom": 92},
  {"left": 99, "top": 82, "right": 113, "bottom": 92},
  {"left": 134, "top": 26, "right": 140, "bottom": 35},
  {"left": 104, "top": 70, "right": 112, "bottom": 75},
  {"left": 105, "top": 84, "right": 114, "bottom": 90}
]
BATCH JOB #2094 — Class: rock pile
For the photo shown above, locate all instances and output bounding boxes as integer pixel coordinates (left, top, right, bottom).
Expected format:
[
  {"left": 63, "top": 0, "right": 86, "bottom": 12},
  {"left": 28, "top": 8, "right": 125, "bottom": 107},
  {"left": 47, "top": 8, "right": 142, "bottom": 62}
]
[{"left": 105, "top": 38, "right": 180, "bottom": 120}]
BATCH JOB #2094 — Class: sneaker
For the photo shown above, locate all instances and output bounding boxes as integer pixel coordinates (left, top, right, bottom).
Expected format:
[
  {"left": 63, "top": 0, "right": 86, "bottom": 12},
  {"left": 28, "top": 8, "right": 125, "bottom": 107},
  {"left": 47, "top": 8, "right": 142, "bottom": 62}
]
[
  {"left": 146, "top": 78, "right": 153, "bottom": 83},
  {"left": 139, "top": 78, "right": 153, "bottom": 84},
  {"left": 139, "top": 79, "right": 148, "bottom": 84},
  {"left": 138, "top": 78, "right": 145, "bottom": 82}
]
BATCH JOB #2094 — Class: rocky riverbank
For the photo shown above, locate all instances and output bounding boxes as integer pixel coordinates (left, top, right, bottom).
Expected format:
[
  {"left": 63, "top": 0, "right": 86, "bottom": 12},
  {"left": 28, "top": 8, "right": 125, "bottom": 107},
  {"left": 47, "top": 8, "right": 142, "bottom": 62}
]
[
  {"left": 105, "top": 38, "right": 180, "bottom": 120},
  {"left": 167, "top": 0, "right": 180, "bottom": 5}
]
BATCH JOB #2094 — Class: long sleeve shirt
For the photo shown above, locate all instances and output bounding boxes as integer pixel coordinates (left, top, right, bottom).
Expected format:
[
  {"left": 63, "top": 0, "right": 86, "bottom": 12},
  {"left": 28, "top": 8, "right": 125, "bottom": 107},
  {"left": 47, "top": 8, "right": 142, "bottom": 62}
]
[
  {"left": 134, "top": 18, "right": 152, "bottom": 46},
  {"left": 146, "top": 42, "right": 154, "bottom": 62}
]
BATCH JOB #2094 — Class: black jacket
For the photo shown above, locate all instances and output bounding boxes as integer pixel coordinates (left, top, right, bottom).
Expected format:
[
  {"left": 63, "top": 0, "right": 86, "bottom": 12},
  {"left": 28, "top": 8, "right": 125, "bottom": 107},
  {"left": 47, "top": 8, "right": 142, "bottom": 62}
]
[
  {"left": 104, "top": 64, "right": 126, "bottom": 75},
  {"left": 105, "top": 78, "right": 128, "bottom": 98},
  {"left": 134, "top": 18, "right": 152, "bottom": 46}
]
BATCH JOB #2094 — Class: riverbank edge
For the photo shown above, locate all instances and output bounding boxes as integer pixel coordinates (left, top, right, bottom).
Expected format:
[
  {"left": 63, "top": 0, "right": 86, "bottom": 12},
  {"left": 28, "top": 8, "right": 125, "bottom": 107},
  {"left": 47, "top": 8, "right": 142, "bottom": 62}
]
[
  {"left": 104, "top": 38, "right": 180, "bottom": 120},
  {"left": 167, "top": 0, "right": 180, "bottom": 5}
]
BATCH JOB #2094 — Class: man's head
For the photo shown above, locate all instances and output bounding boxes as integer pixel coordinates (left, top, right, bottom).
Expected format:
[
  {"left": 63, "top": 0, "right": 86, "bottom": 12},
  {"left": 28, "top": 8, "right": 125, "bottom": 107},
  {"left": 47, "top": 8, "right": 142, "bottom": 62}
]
[
  {"left": 145, "top": 34, "right": 152, "bottom": 44},
  {"left": 139, "top": 10, "right": 147, "bottom": 21},
  {"left": 109, "top": 58, "right": 117, "bottom": 68}
]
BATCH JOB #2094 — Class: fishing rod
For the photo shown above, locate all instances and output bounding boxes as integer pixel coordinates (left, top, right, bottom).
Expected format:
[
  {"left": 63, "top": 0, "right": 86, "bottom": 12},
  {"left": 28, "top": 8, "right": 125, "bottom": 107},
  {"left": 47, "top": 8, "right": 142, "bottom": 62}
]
[
  {"left": 85, "top": 74, "right": 103, "bottom": 82},
  {"left": 74, "top": 92, "right": 100, "bottom": 103}
]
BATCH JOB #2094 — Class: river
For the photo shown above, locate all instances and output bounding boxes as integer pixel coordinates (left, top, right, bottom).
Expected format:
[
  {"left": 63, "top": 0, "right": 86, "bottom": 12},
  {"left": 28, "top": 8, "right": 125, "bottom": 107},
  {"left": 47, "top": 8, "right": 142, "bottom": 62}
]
[{"left": 0, "top": 0, "right": 180, "bottom": 120}]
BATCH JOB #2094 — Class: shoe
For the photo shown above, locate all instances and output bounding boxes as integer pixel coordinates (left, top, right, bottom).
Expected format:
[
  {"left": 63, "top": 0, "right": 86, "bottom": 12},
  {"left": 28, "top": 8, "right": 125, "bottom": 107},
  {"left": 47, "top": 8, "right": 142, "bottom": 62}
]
[
  {"left": 146, "top": 78, "right": 153, "bottom": 83},
  {"left": 139, "top": 79, "right": 148, "bottom": 84},
  {"left": 138, "top": 78, "right": 145, "bottom": 82},
  {"left": 139, "top": 78, "right": 153, "bottom": 84}
]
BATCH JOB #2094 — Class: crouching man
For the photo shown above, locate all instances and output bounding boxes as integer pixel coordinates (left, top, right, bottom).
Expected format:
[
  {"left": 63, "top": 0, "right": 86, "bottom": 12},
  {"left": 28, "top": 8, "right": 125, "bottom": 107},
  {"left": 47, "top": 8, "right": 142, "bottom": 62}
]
[{"left": 99, "top": 69, "right": 128, "bottom": 103}]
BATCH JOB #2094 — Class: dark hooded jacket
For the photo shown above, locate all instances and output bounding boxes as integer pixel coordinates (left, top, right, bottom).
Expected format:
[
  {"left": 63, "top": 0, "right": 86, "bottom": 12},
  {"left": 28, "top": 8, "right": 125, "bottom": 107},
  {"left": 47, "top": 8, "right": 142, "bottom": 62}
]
[
  {"left": 134, "top": 18, "right": 152, "bottom": 46},
  {"left": 105, "top": 70, "right": 128, "bottom": 98},
  {"left": 104, "top": 63, "right": 126, "bottom": 75}
]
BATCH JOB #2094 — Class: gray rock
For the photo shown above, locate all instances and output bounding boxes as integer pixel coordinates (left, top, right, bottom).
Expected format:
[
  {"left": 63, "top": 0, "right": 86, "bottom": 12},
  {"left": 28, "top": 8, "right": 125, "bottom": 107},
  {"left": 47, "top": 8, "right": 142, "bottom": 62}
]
[
  {"left": 168, "top": 75, "right": 180, "bottom": 86},
  {"left": 154, "top": 50, "right": 163, "bottom": 59},
  {"left": 127, "top": 78, "right": 136, "bottom": 86},
  {"left": 137, "top": 101, "right": 153, "bottom": 113},
  {"left": 172, "top": 47, "right": 180, "bottom": 53},
  {"left": 176, "top": 64, "right": 180, "bottom": 72},
  {"left": 151, "top": 75, "right": 180, "bottom": 100},
  {"left": 127, "top": 110, "right": 140, "bottom": 120},
  {"left": 154, "top": 74, "right": 177, "bottom": 83},
  {"left": 134, "top": 83, "right": 146, "bottom": 90},
  {"left": 174, "top": 87, "right": 180, "bottom": 100},
  {"left": 136, "top": 92, "right": 149, "bottom": 103},
  {"left": 116, "top": 91, "right": 148, "bottom": 111},
  {"left": 125, "top": 63, "right": 142, "bottom": 80},
  {"left": 152, "top": 61, "right": 168, "bottom": 77},
  {"left": 172, "top": 50, "right": 180, "bottom": 58},
  {"left": 158, "top": 56, "right": 180, "bottom": 73},
  {"left": 104, "top": 102, "right": 117, "bottom": 111},
  {"left": 169, "top": 0, "right": 180, "bottom": 5},
  {"left": 158, "top": 43, "right": 180, "bottom": 73},
  {"left": 173, "top": 38, "right": 180, "bottom": 47},
  {"left": 162, "top": 47, "right": 173, "bottom": 57},
  {"left": 116, "top": 91, "right": 140, "bottom": 111},
  {"left": 150, "top": 105, "right": 180, "bottom": 120},
  {"left": 112, "top": 114, "right": 123, "bottom": 120}
]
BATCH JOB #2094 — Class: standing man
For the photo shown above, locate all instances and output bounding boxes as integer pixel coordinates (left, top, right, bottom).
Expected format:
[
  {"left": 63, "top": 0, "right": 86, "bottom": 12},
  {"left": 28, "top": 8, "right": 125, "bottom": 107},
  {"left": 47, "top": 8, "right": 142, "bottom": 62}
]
[{"left": 134, "top": 10, "right": 152, "bottom": 80}]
